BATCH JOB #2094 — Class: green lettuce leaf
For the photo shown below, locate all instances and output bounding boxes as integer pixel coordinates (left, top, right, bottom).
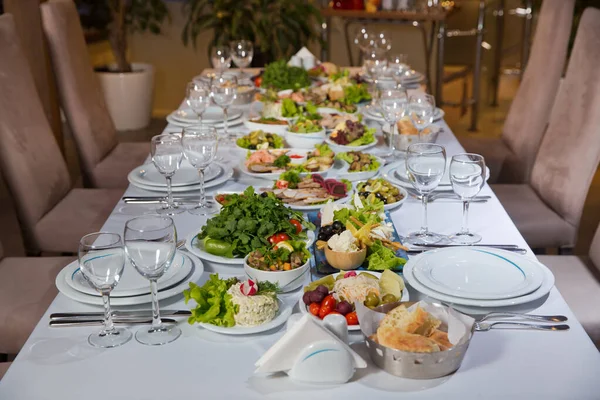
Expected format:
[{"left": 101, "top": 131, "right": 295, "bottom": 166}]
[
  {"left": 282, "top": 98, "right": 300, "bottom": 117},
  {"left": 183, "top": 274, "right": 239, "bottom": 327},
  {"left": 348, "top": 128, "right": 376, "bottom": 146},
  {"left": 343, "top": 83, "right": 372, "bottom": 104},
  {"left": 366, "top": 241, "right": 406, "bottom": 271}
]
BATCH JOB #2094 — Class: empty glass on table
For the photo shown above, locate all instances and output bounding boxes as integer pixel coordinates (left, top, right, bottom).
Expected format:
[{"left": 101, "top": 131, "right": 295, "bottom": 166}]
[
  {"left": 124, "top": 216, "right": 179, "bottom": 346},
  {"left": 186, "top": 81, "right": 211, "bottom": 121},
  {"left": 449, "top": 153, "right": 487, "bottom": 244},
  {"left": 405, "top": 143, "right": 447, "bottom": 244},
  {"left": 380, "top": 88, "right": 408, "bottom": 158},
  {"left": 210, "top": 46, "right": 231, "bottom": 76},
  {"left": 211, "top": 75, "right": 238, "bottom": 141},
  {"left": 230, "top": 40, "right": 254, "bottom": 80},
  {"left": 408, "top": 94, "right": 436, "bottom": 142},
  {"left": 151, "top": 134, "right": 184, "bottom": 215},
  {"left": 388, "top": 53, "right": 409, "bottom": 88},
  {"left": 78, "top": 233, "right": 131, "bottom": 348},
  {"left": 182, "top": 125, "right": 219, "bottom": 216}
]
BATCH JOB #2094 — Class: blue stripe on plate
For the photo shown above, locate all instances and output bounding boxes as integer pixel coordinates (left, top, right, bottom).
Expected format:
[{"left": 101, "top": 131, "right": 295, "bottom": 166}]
[
  {"left": 302, "top": 348, "right": 339, "bottom": 362},
  {"left": 473, "top": 249, "right": 526, "bottom": 277}
]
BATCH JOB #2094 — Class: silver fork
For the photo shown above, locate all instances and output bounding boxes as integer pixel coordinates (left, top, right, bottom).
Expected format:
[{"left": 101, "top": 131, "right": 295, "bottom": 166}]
[
  {"left": 479, "top": 312, "right": 568, "bottom": 323},
  {"left": 474, "top": 321, "right": 570, "bottom": 331}
]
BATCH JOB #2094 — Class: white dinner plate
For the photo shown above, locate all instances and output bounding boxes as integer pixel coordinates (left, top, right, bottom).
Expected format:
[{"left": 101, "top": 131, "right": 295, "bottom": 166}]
[
  {"left": 170, "top": 107, "right": 243, "bottom": 123},
  {"left": 198, "top": 299, "right": 292, "bottom": 335},
  {"left": 127, "top": 161, "right": 221, "bottom": 188},
  {"left": 185, "top": 230, "right": 316, "bottom": 266},
  {"left": 298, "top": 271, "right": 410, "bottom": 331},
  {"left": 403, "top": 248, "right": 555, "bottom": 308},
  {"left": 265, "top": 190, "right": 354, "bottom": 212},
  {"left": 325, "top": 137, "right": 377, "bottom": 154},
  {"left": 243, "top": 119, "right": 290, "bottom": 135},
  {"left": 127, "top": 163, "right": 233, "bottom": 193},
  {"left": 166, "top": 114, "right": 244, "bottom": 129},
  {"left": 66, "top": 250, "right": 191, "bottom": 297},
  {"left": 333, "top": 155, "right": 385, "bottom": 182},
  {"left": 55, "top": 253, "right": 204, "bottom": 307},
  {"left": 410, "top": 247, "right": 545, "bottom": 300},
  {"left": 365, "top": 106, "right": 444, "bottom": 123}
]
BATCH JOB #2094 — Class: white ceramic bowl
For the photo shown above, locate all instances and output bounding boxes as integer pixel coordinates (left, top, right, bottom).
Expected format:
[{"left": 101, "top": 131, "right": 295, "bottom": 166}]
[
  {"left": 243, "top": 119, "right": 290, "bottom": 135},
  {"left": 285, "top": 129, "right": 326, "bottom": 149},
  {"left": 355, "top": 181, "right": 408, "bottom": 210},
  {"left": 244, "top": 254, "right": 310, "bottom": 292}
]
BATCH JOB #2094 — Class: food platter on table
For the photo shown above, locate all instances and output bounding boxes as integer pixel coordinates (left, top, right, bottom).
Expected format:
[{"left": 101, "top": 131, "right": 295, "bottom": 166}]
[
  {"left": 55, "top": 251, "right": 204, "bottom": 306},
  {"left": 355, "top": 178, "right": 408, "bottom": 211},
  {"left": 239, "top": 147, "right": 335, "bottom": 180},
  {"left": 333, "top": 152, "right": 385, "bottom": 182},
  {"left": 127, "top": 162, "right": 234, "bottom": 193},
  {"left": 243, "top": 117, "right": 290, "bottom": 135}
]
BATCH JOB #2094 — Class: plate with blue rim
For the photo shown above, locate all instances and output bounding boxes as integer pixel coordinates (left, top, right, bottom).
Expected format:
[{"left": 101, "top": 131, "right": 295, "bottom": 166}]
[{"left": 409, "top": 247, "right": 545, "bottom": 301}]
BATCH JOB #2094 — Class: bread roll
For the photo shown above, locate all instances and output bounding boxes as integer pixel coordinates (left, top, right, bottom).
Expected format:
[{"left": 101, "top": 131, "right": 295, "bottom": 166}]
[
  {"left": 377, "top": 327, "right": 441, "bottom": 353},
  {"left": 429, "top": 329, "right": 453, "bottom": 351},
  {"left": 378, "top": 305, "right": 441, "bottom": 337}
]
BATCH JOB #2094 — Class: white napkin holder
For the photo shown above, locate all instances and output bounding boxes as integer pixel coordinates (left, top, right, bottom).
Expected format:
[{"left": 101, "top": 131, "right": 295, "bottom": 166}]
[
  {"left": 254, "top": 314, "right": 366, "bottom": 384},
  {"left": 289, "top": 47, "right": 318, "bottom": 70}
]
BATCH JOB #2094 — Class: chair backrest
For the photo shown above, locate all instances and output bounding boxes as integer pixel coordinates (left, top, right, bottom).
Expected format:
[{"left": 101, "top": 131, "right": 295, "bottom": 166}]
[
  {"left": 590, "top": 224, "right": 600, "bottom": 270},
  {"left": 530, "top": 7, "right": 600, "bottom": 233},
  {"left": 0, "top": 14, "right": 71, "bottom": 249},
  {"left": 40, "top": 0, "right": 118, "bottom": 186},
  {"left": 499, "top": 0, "right": 574, "bottom": 183}
]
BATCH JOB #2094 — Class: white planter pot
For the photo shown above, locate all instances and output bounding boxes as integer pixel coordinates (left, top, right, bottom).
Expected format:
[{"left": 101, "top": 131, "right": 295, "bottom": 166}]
[{"left": 96, "top": 63, "right": 154, "bottom": 131}]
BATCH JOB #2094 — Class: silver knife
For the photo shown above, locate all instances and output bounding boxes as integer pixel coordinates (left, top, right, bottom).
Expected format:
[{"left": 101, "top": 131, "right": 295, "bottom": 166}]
[
  {"left": 409, "top": 243, "right": 520, "bottom": 249},
  {"left": 50, "top": 317, "right": 178, "bottom": 327},
  {"left": 407, "top": 247, "right": 528, "bottom": 255},
  {"left": 50, "top": 310, "right": 191, "bottom": 321}
]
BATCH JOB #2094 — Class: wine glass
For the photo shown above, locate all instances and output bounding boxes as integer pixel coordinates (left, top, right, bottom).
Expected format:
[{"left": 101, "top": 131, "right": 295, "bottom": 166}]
[
  {"left": 364, "top": 47, "right": 388, "bottom": 81},
  {"left": 405, "top": 143, "right": 447, "bottom": 244},
  {"left": 124, "top": 216, "right": 179, "bottom": 346},
  {"left": 372, "top": 31, "right": 392, "bottom": 52},
  {"left": 230, "top": 40, "right": 254, "bottom": 80},
  {"left": 380, "top": 88, "right": 408, "bottom": 158},
  {"left": 211, "top": 75, "right": 238, "bottom": 141},
  {"left": 182, "top": 125, "right": 219, "bottom": 215},
  {"left": 78, "top": 233, "right": 131, "bottom": 348},
  {"left": 409, "top": 94, "right": 436, "bottom": 141},
  {"left": 389, "top": 54, "right": 409, "bottom": 88},
  {"left": 186, "top": 81, "right": 211, "bottom": 121},
  {"left": 210, "top": 46, "right": 231, "bottom": 76},
  {"left": 151, "top": 134, "right": 184, "bottom": 215},
  {"left": 449, "top": 154, "right": 486, "bottom": 244}
]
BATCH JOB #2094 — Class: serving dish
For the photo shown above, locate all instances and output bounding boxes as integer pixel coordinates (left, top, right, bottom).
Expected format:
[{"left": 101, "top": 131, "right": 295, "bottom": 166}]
[
  {"left": 244, "top": 254, "right": 310, "bottom": 292},
  {"left": 243, "top": 118, "right": 290, "bottom": 135},
  {"left": 284, "top": 128, "right": 326, "bottom": 149}
]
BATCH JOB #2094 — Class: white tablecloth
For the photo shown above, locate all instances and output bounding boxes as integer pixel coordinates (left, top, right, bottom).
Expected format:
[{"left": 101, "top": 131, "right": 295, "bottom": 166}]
[{"left": 1, "top": 104, "right": 600, "bottom": 400}]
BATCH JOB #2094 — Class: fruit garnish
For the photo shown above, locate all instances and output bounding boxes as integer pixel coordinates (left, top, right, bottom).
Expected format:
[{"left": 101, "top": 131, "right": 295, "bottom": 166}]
[
  {"left": 274, "top": 241, "right": 294, "bottom": 252},
  {"left": 240, "top": 280, "right": 258, "bottom": 296}
]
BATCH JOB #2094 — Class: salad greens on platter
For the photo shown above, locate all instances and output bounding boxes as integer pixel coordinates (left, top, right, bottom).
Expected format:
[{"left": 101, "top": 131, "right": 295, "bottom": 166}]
[
  {"left": 197, "top": 187, "right": 315, "bottom": 258},
  {"left": 289, "top": 116, "right": 322, "bottom": 133},
  {"left": 329, "top": 120, "right": 376, "bottom": 147},
  {"left": 236, "top": 130, "right": 284, "bottom": 150},
  {"left": 262, "top": 60, "right": 311, "bottom": 91}
]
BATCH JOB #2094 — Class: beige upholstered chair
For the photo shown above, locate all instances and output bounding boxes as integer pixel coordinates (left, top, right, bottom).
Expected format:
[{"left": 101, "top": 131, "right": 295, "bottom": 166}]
[
  {"left": 493, "top": 7, "right": 600, "bottom": 249},
  {"left": 538, "top": 224, "right": 600, "bottom": 349},
  {"left": 40, "top": 0, "right": 149, "bottom": 189},
  {"left": 459, "top": 0, "right": 574, "bottom": 184},
  {"left": 0, "top": 362, "right": 12, "bottom": 380},
  {"left": 0, "top": 14, "right": 121, "bottom": 254},
  {"left": 0, "top": 241, "right": 73, "bottom": 360}
]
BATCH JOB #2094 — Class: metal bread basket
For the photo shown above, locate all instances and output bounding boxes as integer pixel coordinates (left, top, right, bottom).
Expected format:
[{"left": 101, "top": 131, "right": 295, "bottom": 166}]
[{"left": 363, "top": 302, "right": 474, "bottom": 379}]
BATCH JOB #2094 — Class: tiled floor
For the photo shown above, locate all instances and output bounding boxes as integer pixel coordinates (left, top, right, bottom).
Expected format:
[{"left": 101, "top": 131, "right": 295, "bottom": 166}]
[{"left": 1, "top": 72, "right": 598, "bottom": 256}]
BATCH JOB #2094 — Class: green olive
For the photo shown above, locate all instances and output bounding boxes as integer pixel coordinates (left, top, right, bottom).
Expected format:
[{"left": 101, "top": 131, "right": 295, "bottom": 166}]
[
  {"left": 364, "top": 292, "right": 380, "bottom": 307},
  {"left": 382, "top": 294, "right": 399, "bottom": 304}
]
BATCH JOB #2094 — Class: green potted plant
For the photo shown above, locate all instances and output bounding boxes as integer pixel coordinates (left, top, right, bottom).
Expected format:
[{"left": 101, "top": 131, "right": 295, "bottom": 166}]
[
  {"left": 77, "top": 0, "right": 169, "bottom": 130},
  {"left": 181, "top": 0, "right": 324, "bottom": 66}
]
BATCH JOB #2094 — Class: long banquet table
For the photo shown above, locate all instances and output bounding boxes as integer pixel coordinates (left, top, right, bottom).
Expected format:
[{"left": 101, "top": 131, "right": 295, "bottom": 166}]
[{"left": 1, "top": 77, "right": 600, "bottom": 399}]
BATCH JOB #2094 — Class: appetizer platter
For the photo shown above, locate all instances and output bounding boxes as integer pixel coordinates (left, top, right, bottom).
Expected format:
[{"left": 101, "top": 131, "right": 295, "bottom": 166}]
[
  {"left": 284, "top": 116, "right": 326, "bottom": 149},
  {"left": 243, "top": 117, "right": 290, "bottom": 135},
  {"left": 260, "top": 171, "right": 353, "bottom": 211},
  {"left": 356, "top": 178, "right": 408, "bottom": 210},
  {"left": 185, "top": 187, "right": 315, "bottom": 265},
  {"left": 258, "top": 59, "right": 312, "bottom": 91},
  {"left": 335, "top": 151, "right": 384, "bottom": 181},
  {"left": 184, "top": 274, "right": 293, "bottom": 335},
  {"left": 298, "top": 269, "right": 409, "bottom": 331},
  {"left": 326, "top": 119, "right": 378, "bottom": 153},
  {"left": 236, "top": 130, "right": 285, "bottom": 150},
  {"left": 319, "top": 111, "right": 361, "bottom": 132},
  {"left": 240, "top": 145, "right": 335, "bottom": 179}
]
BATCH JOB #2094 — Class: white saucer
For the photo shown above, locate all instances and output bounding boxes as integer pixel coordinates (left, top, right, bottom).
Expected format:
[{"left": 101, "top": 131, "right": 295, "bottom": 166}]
[
  {"left": 127, "top": 163, "right": 233, "bottom": 193},
  {"left": 128, "top": 162, "right": 221, "bottom": 188}
]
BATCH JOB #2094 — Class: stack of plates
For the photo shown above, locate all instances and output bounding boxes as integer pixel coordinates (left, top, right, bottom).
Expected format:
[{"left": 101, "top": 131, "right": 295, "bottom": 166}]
[
  {"left": 403, "top": 247, "right": 555, "bottom": 312},
  {"left": 55, "top": 251, "right": 204, "bottom": 306},
  {"left": 380, "top": 160, "right": 490, "bottom": 191},
  {"left": 166, "top": 106, "right": 244, "bottom": 130},
  {"left": 364, "top": 106, "right": 445, "bottom": 123},
  {"left": 127, "top": 160, "right": 234, "bottom": 193}
]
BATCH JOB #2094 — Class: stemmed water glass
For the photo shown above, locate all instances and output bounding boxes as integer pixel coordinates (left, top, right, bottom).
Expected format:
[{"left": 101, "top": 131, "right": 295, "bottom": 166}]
[
  {"left": 230, "top": 40, "right": 254, "bottom": 80},
  {"left": 182, "top": 125, "right": 219, "bottom": 216},
  {"left": 78, "top": 233, "right": 132, "bottom": 348},
  {"left": 364, "top": 48, "right": 388, "bottom": 82},
  {"left": 405, "top": 143, "right": 447, "bottom": 244},
  {"left": 409, "top": 94, "right": 436, "bottom": 141},
  {"left": 449, "top": 154, "right": 487, "bottom": 244},
  {"left": 186, "top": 81, "right": 211, "bottom": 121},
  {"left": 151, "top": 134, "right": 184, "bottom": 215},
  {"left": 380, "top": 88, "right": 408, "bottom": 158},
  {"left": 210, "top": 46, "right": 231, "bottom": 76},
  {"left": 211, "top": 75, "right": 238, "bottom": 141},
  {"left": 124, "top": 216, "right": 179, "bottom": 346},
  {"left": 389, "top": 54, "right": 409, "bottom": 88}
]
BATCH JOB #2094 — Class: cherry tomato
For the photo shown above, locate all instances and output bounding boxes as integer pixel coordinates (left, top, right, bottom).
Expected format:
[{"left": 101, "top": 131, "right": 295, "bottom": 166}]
[
  {"left": 268, "top": 235, "right": 277, "bottom": 244},
  {"left": 345, "top": 311, "right": 358, "bottom": 325},
  {"left": 215, "top": 194, "right": 226, "bottom": 205},
  {"left": 322, "top": 294, "right": 336, "bottom": 309},
  {"left": 275, "top": 233, "right": 290, "bottom": 243},
  {"left": 319, "top": 303, "right": 334, "bottom": 319},
  {"left": 254, "top": 76, "right": 262, "bottom": 88},
  {"left": 290, "top": 219, "right": 302, "bottom": 234},
  {"left": 276, "top": 180, "right": 289, "bottom": 189},
  {"left": 309, "top": 302, "right": 320, "bottom": 316}
]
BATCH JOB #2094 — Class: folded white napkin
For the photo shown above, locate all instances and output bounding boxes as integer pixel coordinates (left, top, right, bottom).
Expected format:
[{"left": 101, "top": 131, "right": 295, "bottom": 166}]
[{"left": 289, "top": 47, "right": 319, "bottom": 70}]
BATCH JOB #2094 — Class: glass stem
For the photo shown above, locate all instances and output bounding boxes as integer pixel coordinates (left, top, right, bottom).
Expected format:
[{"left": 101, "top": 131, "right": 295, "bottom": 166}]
[
  {"left": 166, "top": 176, "right": 173, "bottom": 209},
  {"left": 101, "top": 292, "right": 115, "bottom": 335},
  {"left": 421, "top": 193, "right": 429, "bottom": 234},
  {"left": 461, "top": 200, "right": 470, "bottom": 234},
  {"left": 198, "top": 168, "right": 206, "bottom": 207},
  {"left": 389, "top": 121, "right": 396, "bottom": 155},
  {"left": 150, "top": 279, "right": 162, "bottom": 330},
  {"left": 223, "top": 107, "right": 229, "bottom": 139}
]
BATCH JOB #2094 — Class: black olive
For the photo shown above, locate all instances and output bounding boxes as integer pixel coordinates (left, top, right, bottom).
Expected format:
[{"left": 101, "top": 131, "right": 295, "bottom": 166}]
[
  {"left": 332, "top": 221, "right": 344, "bottom": 231},
  {"left": 358, "top": 191, "right": 370, "bottom": 198},
  {"left": 375, "top": 192, "right": 387, "bottom": 204},
  {"left": 260, "top": 192, "right": 268, "bottom": 198}
]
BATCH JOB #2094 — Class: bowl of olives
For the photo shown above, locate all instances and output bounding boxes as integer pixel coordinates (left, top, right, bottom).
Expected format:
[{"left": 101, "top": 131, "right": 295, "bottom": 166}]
[{"left": 356, "top": 178, "right": 407, "bottom": 210}]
